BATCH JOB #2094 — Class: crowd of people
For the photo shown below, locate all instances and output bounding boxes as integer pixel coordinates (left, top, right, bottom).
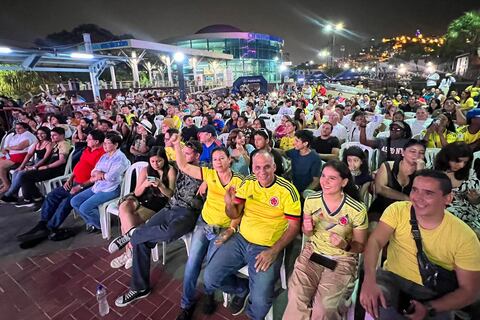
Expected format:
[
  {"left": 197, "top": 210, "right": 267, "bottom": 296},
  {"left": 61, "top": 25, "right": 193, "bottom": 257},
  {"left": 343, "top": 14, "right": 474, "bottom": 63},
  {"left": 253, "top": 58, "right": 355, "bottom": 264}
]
[{"left": 0, "top": 78, "right": 479, "bottom": 319}]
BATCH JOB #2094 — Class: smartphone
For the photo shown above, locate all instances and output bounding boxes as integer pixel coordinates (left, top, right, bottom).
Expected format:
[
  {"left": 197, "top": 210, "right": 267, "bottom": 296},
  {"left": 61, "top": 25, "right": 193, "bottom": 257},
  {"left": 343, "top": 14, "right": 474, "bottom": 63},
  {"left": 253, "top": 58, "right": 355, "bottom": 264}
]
[
  {"left": 309, "top": 252, "right": 338, "bottom": 270},
  {"left": 147, "top": 176, "right": 156, "bottom": 182}
]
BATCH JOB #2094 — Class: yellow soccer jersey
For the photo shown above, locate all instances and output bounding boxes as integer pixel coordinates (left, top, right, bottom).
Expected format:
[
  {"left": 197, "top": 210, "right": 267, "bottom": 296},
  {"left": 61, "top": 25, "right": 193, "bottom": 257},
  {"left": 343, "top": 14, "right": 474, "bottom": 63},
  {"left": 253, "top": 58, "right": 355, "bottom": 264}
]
[
  {"left": 381, "top": 201, "right": 480, "bottom": 285},
  {"left": 456, "top": 125, "right": 480, "bottom": 144},
  {"left": 201, "top": 167, "right": 243, "bottom": 228},
  {"left": 236, "top": 175, "right": 301, "bottom": 247},
  {"left": 279, "top": 136, "right": 295, "bottom": 151},
  {"left": 304, "top": 192, "right": 368, "bottom": 256}
]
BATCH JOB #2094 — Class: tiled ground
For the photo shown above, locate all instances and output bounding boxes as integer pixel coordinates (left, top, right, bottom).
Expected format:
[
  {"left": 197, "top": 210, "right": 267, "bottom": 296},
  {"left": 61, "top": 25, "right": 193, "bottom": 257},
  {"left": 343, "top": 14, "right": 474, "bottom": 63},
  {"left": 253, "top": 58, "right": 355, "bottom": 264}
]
[{"left": 0, "top": 245, "right": 249, "bottom": 320}]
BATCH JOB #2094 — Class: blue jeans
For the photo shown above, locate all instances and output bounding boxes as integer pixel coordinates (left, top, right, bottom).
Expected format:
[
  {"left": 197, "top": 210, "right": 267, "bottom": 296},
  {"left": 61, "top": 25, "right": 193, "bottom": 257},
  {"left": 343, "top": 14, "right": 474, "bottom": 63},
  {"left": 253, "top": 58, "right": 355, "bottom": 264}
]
[
  {"left": 130, "top": 206, "right": 198, "bottom": 291},
  {"left": 4, "top": 170, "right": 25, "bottom": 197},
  {"left": 40, "top": 185, "right": 79, "bottom": 230},
  {"left": 203, "top": 233, "right": 283, "bottom": 320},
  {"left": 180, "top": 216, "right": 223, "bottom": 309},
  {"left": 70, "top": 187, "right": 120, "bottom": 229}
]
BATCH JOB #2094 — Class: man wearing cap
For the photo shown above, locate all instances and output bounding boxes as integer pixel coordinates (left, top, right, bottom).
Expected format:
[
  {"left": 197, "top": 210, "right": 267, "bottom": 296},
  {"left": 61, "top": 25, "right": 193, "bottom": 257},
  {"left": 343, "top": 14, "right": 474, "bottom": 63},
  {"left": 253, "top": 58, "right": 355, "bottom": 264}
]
[
  {"left": 130, "top": 120, "right": 156, "bottom": 163},
  {"left": 198, "top": 124, "right": 222, "bottom": 165},
  {"left": 457, "top": 108, "right": 480, "bottom": 151},
  {"left": 113, "top": 141, "right": 204, "bottom": 307}
]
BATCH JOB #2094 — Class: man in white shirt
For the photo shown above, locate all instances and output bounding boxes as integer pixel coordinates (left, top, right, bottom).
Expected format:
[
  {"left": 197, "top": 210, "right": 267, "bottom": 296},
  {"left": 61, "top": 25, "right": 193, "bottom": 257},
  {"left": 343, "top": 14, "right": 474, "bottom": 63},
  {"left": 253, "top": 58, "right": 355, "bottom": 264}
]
[
  {"left": 405, "top": 107, "right": 433, "bottom": 137},
  {"left": 326, "top": 112, "right": 348, "bottom": 142}
]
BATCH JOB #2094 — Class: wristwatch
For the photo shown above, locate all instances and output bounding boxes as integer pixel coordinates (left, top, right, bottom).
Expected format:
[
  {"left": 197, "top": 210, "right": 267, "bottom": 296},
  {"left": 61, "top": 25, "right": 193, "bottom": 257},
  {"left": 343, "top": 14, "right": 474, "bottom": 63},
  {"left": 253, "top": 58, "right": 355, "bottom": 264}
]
[{"left": 424, "top": 302, "right": 437, "bottom": 317}]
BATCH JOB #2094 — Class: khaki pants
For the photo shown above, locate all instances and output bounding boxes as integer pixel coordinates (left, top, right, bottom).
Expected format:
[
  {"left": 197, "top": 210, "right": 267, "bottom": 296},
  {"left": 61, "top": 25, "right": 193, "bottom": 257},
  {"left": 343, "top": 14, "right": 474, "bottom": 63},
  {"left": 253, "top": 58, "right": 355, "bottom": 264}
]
[{"left": 283, "top": 243, "right": 358, "bottom": 320}]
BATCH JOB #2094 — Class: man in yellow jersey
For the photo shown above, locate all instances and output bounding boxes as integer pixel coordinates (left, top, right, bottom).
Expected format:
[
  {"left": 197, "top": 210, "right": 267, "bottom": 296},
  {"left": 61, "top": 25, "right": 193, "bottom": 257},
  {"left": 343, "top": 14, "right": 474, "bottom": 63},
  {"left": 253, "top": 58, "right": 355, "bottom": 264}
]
[
  {"left": 360, "top": 170, "right": 480, "bottom": 320},
  {"left": 203, "top": 150, "right": 301, "bottom": 319}
]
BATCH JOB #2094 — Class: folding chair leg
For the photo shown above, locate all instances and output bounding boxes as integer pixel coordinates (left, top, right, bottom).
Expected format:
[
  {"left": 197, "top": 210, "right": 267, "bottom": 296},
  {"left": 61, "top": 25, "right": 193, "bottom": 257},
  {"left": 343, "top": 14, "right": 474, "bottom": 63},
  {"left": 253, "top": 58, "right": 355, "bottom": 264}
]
[{"left": 162, "top": 241, "right": 166, "bottom": 265}]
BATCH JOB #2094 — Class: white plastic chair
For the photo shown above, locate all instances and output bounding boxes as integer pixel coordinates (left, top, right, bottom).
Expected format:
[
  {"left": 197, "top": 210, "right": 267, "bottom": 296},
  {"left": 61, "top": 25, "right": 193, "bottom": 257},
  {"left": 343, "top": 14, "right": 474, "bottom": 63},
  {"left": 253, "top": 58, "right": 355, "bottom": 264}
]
[
  {"left": 218, "top": 133, "right": 230, "bottom": 146},
  {"left": 425, "top": 148, "right": 441, "bottom": 169},
  {"left": 150, "top": 233, "right": 193, "bottom": 264},
  {"left": 339, "top": 142, "right": 376, "bottom": 171},
  {"left": 42, "top": 150, "right": 75, "bottom": 194},
  {"left": 221, "top": 249, "right": 287, "bottom": 320},
  {"left": 99, "top": 161, "right": 145, "bottom": 240},
  {"left": 193, "top": 116, "right": 203, "bottom": 128}
]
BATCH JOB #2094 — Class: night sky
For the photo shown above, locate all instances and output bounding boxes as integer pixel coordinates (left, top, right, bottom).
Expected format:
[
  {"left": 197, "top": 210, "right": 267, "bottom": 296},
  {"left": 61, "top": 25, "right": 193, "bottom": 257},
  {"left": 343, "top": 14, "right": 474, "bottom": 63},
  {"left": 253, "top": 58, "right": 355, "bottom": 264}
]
[{"left": 1, "top": 0, "right": 478, "bottom": 63}]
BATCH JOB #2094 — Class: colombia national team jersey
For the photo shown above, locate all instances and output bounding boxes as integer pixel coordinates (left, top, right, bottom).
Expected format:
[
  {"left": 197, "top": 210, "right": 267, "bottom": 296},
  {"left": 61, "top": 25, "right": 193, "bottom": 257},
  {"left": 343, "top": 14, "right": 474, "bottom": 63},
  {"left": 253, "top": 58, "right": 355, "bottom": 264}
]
[
  {"left": 236, "top": 175, "right": 301, "bottom": 247},
  {"left": 201, "top": 167, "right": 244, "bottom": 228},
  {"left": 304, "top": 191, "right": 368, "bottom": 256}
]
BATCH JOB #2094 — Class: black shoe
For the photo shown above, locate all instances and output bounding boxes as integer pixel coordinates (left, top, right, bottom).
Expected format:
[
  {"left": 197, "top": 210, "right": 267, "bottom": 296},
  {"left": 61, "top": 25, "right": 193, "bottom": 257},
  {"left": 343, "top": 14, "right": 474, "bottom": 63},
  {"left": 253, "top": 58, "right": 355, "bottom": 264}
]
[
  {"left": 32, "top": 202, "right": 43, "bottom": 212},
  {"left": 86, "top": 225, "right": 100, "bottom": 233},
  {"left": 48, "top": 228, "right": 75, "bottom": 241},
  {"left": 19, "top": 237, "right": 46, "bottom": 249},
  {"left": 114, "top": 289, "right": 151, "bottom": 307},
  {"left": 17, "top": 222, "right": 49, "bottom": 242},
  {"left": 0, "top": 195, "right": 18, "bottom": 203},
  {"left": 15, "top": 199, "right": 34, "bottom": 208},
  {"left": 229, "top": 291, "right": 250, "bottom": 316},
  {"left": 108, "top": 233, "right": 131, "bottom": 253},
  {"left": 175, "top": 306, "right": 195, "bottom": 320},
  {"left": 202, "top": 293, "right": 217, "bottom": 315}
]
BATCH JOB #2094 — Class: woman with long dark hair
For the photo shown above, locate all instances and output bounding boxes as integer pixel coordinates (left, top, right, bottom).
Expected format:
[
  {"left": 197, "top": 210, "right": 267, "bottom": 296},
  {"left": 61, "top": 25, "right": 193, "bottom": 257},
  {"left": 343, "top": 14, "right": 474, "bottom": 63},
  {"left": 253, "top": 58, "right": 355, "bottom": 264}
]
[
  {"left": 110, "top": 146, "right": 176, "bottom": 269},
  {"left": 434, "top": 142, "right": 479, "bottom": 235},
  {"left": 227, "top": 129, "right": 254, "bottom": 176},
  {"left": 284, "top": 159, "right": 367, "bottom": 319},
  {"left": 368, "top": 139, "right": 426, "bottom": 222},
  {"left": 1, "top": 127, "right": 53, "bottom": 202}
]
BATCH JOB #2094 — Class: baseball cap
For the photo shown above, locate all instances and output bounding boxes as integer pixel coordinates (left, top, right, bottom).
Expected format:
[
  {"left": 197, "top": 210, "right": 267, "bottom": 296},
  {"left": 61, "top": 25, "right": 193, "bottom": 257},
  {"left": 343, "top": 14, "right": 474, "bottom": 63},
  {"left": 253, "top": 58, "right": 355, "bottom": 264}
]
[
  {"left": 185, "top": 140, "right": 203, "bottom": 154},
  {"left": 466, "top": 108, "right": 480, "bottom": 120},
  {"left": 198, "top": 125, "right": 217, "bottom": 136}
]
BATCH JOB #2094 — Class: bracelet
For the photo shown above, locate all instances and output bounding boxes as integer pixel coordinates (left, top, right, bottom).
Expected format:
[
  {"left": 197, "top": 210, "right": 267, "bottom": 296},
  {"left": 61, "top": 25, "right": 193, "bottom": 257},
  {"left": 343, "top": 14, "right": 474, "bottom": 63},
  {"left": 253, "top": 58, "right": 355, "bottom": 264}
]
[{"left": 228, "top": 226, "right": 237, "bottom": 233}]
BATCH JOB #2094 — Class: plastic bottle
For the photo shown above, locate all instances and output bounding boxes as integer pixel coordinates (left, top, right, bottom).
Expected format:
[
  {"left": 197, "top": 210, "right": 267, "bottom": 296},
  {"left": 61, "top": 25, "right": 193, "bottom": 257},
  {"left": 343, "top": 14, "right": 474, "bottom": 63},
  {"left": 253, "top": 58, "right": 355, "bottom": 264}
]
[{"left": 96, "top": 284, "right": 110, "bottom": 316}]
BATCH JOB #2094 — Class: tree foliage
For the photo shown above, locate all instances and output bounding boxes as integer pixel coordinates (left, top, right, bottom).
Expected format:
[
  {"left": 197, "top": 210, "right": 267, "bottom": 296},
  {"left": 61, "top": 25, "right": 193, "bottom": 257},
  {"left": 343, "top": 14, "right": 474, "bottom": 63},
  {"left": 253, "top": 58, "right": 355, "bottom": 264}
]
[
  {"left": 0, "top": 69, "right": 59, "bottom": 100},
  {"left": 34, "top": 24, "right": 134, "bottom": 48},
  {"left": 442, "top": 10, "right": 480, "bottom": 57}
]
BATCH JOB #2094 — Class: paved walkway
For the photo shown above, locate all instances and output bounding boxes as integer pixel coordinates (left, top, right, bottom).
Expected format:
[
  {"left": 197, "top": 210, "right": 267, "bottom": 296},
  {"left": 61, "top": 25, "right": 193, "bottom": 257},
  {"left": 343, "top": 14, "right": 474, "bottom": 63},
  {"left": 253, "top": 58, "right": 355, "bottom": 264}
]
[{"left": 0, "top": 203, "right": 290, "bottom": 319}]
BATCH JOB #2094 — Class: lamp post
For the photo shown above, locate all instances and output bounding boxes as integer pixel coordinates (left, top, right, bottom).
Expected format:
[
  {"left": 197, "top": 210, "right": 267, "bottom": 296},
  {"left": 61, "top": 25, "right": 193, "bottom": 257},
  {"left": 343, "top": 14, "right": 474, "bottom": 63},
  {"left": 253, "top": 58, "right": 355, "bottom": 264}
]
[
  {"left": 174, "top": 52, "right": 186, "bottom": 100},
  {"left": 324, "top": 22, "right": 343, "bottom": 67}
]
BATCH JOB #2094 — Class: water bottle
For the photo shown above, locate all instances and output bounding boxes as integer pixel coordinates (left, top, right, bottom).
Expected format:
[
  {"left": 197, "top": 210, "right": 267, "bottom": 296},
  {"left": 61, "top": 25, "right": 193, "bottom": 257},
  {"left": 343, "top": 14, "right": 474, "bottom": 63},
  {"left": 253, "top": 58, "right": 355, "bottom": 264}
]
[{"left": 96, "top": 284, "right": 110, "bottom": 316}]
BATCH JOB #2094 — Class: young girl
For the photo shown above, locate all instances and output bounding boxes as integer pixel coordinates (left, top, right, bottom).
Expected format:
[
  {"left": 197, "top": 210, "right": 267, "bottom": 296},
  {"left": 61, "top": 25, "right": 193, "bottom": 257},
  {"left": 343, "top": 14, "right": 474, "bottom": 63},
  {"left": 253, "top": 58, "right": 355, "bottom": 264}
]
[
  {"left": 342, "top": 146, "right": 373, "bottom": 201},
  {"left": 284, "top": 160, "right": 368, "bottom": 319}
]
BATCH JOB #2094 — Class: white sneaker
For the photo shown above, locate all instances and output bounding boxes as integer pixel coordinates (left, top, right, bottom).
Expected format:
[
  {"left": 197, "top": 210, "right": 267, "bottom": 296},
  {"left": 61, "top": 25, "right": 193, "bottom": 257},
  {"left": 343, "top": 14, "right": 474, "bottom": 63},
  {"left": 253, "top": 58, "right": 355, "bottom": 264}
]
[
  {"left": 125, "top": 256, "right": 133, "bottom": 269},
  {"left": 110, "top": 251, "right": 130, "bottom": 269}
]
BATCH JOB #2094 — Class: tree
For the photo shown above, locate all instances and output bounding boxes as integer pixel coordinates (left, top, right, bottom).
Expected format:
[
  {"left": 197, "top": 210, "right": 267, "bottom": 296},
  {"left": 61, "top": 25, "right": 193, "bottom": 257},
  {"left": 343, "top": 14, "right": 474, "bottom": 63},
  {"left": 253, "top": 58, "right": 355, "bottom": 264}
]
[
  {"left": 34, "top": 24, "right": 134, "bottom": 48},
  {"left": 442, "top": 11, "right": 480, "bottom": 57},
  {"left": 0, "top": 69, "right": 58, "bottom": 100}
]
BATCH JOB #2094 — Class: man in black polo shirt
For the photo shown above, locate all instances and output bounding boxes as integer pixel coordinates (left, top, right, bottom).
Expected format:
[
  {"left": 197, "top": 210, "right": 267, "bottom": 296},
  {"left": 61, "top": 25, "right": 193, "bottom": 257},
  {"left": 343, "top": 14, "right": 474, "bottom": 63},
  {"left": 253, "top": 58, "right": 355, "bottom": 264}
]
[{"left": 311, "top": 122, "right": 341, "bottom": 161}]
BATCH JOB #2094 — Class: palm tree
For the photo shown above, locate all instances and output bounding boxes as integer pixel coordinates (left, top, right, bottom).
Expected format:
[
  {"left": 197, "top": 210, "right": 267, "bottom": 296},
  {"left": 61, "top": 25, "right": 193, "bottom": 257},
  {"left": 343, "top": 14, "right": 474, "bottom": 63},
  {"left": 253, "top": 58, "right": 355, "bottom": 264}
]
[{"left": 444, "top": 11, "right": 480, "bottom": 56}]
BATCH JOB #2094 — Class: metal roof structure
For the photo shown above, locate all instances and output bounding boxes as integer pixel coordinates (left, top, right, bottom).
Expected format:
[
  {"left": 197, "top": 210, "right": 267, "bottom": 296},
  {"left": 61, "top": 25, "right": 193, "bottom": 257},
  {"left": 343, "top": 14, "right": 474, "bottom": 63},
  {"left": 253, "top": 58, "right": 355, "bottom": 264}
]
[
  {"left": 0, "top": 48, "right": 127, "bottom": 73},
  {"left": 86, "top": 39, "right": 233, "bottom": 60}
]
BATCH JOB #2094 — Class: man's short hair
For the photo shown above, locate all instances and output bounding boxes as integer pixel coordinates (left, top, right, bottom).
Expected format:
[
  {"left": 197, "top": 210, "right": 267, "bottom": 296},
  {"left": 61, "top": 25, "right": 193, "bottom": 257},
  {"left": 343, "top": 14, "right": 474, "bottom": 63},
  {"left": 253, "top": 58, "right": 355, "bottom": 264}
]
[
  {"left": 294, "top": 129, "right": 314, "bottom": 147},
  {"left": 105, "top": 132, "right": 123, "bottom": 146},
  {"left": 252, "top": 149, "right": 274, "bottom": 164},
  {"left": 51, "top": 127, "right": 65, "bottom": 136},
  {"left": 166, "top": 128, "right": 179, "bottom": 136},
  {"left": 89, "top": 129, "right": 105, "bottom": 143},
  {"left": 100, "top": 119, "right": 113, "bottom": 128},
  {"left": 415, "top": 169, "right": 452, "bottom": 195}
]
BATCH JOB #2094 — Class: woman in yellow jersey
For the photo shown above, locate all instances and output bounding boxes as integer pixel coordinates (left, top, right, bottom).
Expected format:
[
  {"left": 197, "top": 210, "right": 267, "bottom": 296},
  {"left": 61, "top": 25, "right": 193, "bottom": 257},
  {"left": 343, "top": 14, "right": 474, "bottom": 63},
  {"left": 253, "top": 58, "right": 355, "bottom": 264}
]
[
  {"left": 277, "top": 117, "right": 297, "bottom": 151},
  {"left": 170, "top": 134, "right": 244, "bottom": 319},
  {"left": 460, "top": 90, "right": 475, "bottom": 111},
  {"left": 422, "top": 113, "right": 458, "bottom": 148},
  {"left": 284, "top": 160, "right": 368, "bottom": 320}
]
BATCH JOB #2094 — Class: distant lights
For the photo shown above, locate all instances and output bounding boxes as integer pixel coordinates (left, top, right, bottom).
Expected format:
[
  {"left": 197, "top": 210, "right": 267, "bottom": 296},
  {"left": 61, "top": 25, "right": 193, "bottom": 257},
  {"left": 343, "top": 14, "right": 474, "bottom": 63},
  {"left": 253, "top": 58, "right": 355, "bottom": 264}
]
[
  {"left": 0, "top": 47, "right": 12, "bottom": 53},
  {"left": 279, "top": 64, "right": 288, "bottom": 72},
  {"left": 70, "top": 52, "right": 94, "bottom": 59}
]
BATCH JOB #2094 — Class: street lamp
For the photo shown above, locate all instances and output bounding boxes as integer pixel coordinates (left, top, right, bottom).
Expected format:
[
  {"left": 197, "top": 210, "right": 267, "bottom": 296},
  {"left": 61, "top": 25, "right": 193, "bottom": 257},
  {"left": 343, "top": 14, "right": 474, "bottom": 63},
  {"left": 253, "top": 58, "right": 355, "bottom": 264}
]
[
  {"left": 324, "top": 21, "right": 344, "bottom": 67},
  {"left": 174, "top": 52, "right": 186, "bottom": 100},
  {"left": 318, "top": 49, "right": 330, "bottom": 58}
]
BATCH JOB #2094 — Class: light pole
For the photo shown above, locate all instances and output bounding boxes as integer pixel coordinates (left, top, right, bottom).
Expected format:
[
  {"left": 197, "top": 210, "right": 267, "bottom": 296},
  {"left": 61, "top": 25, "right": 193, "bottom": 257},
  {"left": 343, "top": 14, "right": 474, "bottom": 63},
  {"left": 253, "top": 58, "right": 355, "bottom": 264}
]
[
  {"left": 324, "top": 22, "right": 343, "bottom": 68},
  {"left": 174, "top": 52, "right": 186, "bottom": 100}
]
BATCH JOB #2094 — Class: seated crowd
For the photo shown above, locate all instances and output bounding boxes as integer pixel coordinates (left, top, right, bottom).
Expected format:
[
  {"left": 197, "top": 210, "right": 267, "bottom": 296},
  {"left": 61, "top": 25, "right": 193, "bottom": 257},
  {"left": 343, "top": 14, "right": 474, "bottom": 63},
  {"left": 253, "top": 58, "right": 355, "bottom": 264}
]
[{"left": 0, "top": 80, "right": 479, "bottom": 320}]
